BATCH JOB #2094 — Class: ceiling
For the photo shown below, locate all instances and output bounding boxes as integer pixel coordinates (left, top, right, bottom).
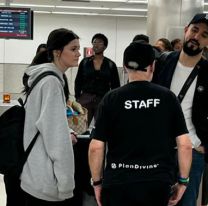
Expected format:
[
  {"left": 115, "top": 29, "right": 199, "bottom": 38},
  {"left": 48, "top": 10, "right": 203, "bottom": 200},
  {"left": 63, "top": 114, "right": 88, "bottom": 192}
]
[
  {"left": 0, "top": 0, "right": 148, "bottom": 17},
  {"left": 0, "top": 0, "right": 208, "bottom": 18}
]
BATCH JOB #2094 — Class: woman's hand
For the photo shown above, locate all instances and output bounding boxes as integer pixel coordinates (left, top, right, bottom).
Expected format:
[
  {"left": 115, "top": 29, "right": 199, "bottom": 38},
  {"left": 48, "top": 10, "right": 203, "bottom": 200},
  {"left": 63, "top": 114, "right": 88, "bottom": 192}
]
[{"left": 70, "top": 132, "right": 78, "bottom": 145}]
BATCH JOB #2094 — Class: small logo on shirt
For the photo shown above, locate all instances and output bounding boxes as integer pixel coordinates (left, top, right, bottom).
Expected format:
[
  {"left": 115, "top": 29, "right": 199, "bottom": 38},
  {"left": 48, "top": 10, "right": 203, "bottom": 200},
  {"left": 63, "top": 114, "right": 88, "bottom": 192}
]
[
  {"left": 197, "top": 86, "right": 204, "bottom": 93},
  {"left": 111, "top": 163, "right": 159, "bottom": 170}
]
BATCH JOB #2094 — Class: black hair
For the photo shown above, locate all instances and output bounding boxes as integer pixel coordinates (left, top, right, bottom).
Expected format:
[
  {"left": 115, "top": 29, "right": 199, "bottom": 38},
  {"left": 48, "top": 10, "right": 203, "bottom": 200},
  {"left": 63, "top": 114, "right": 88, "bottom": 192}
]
[
  {"left": 31, "top": 28, "right": 79, "bottom": 65},
  {"left": 23, "top": 28, "right": 78, "bottom": 101},
  {"left": 132, "top": 34, "right": 149, "bottom": 43},
  {"left": 171, "top": 38, "right": 181, "bottom": 48},
  {"left": 47, "top": 28, "right": 79, "bottom": 61},
  {"left": 36, "top": 43, "right": 47, "bottom": 54},
  {"left": 91, "top": 33, "right": 108, "bottom": 47},
  {"left": 157, "top": 38, "right": 173, "bottom": 51}
]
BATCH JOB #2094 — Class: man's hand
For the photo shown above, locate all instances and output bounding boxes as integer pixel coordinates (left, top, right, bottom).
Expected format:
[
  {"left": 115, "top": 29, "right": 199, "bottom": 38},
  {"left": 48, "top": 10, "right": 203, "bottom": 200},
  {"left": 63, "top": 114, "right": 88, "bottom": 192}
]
[
  {"left": 94, "top": 185, "right": 102, "bottom": 206},
  {"left": 168, "top": 183, "right": 187, "bottom": 206}
]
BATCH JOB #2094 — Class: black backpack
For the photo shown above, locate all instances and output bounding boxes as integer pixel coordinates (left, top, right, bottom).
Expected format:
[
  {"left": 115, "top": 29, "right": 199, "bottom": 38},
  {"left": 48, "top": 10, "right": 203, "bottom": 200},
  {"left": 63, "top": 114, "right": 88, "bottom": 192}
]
[{"left": 0, "top": 71, "right": 60, "bottom": 177}]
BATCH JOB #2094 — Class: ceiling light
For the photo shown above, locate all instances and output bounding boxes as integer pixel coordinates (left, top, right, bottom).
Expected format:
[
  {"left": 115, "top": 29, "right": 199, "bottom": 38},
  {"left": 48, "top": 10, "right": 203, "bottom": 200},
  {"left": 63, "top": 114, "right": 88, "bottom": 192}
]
[
  {"left": 56, "top": 6, "right": 110, "bottom": 10},
  {"left": 112, "top": 8, "right": 147, "bottom": 11},
  {"left": 53, "top": 11, "right": 98, "bottom": 15},
  {"left": 10, "top": 3, "right": 55, "bottom": 8},
  {"left": 34, "top": 11, "right": 51, "bottom": 14},
  {"left": 127, "top": 0, "right": 148, "bottom": 3},
  {"left": 51, "top": 11, "right": 146, "bottom": 17},
  {"left": 100, "top": 13, "right": 147, "bottom": 17},
  {"left": 90, "top": 0, "right": 126, "bottom": 2}
]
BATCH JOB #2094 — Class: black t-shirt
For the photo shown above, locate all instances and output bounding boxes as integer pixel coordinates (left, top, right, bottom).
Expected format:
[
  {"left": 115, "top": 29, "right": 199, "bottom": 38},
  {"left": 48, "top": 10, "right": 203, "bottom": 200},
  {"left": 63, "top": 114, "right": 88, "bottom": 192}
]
[{"left": 91, "top": 81, "right": 188, "bottom": 187}]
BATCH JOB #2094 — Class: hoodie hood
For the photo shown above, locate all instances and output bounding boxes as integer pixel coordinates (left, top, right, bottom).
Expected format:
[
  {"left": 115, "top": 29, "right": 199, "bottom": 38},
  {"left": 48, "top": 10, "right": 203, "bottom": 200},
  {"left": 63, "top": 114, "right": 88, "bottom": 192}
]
[{"left": 25, "top": 63, "right": 65, "bottom": 87}]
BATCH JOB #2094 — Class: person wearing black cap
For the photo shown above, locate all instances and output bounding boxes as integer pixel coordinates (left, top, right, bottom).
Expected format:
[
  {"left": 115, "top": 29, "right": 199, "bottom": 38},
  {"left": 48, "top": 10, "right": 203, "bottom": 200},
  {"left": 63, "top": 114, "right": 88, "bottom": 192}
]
[
  {"left": 153, "top": 13, "right": 208, "bottom": 206},
  {"left": 88, "top": 42, "right": 192, "bottom": 206}
]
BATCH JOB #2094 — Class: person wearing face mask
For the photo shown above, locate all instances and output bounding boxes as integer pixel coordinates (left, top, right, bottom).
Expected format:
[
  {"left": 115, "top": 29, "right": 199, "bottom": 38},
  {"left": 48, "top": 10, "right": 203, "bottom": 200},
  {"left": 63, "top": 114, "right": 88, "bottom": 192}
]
[
  {"left": 153, "top": 13, "right": 208, "bottom": 206},
  {"left": 75, "top": 33, "right": 120, "bottom": 127}
]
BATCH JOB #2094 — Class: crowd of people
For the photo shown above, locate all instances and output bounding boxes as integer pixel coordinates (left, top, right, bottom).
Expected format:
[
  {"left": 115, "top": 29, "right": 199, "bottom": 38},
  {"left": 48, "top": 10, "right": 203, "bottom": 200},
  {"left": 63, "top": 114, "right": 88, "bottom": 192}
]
[{"left": 3, "top": 13, "right": 208, "bottom": 206}]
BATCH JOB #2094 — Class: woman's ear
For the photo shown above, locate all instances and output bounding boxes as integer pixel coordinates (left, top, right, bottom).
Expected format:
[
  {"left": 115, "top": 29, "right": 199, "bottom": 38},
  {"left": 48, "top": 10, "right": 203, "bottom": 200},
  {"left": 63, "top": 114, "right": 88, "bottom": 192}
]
[{"left": 53, "top": 50, "right": 61, "bottom": 58}]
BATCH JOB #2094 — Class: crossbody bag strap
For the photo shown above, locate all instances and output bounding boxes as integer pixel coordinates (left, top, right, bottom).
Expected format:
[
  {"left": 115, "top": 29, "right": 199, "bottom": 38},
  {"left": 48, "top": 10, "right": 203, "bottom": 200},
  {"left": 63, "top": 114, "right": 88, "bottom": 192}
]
[{"left": 177, "top": 65, "right": 199, "bottom": 103}]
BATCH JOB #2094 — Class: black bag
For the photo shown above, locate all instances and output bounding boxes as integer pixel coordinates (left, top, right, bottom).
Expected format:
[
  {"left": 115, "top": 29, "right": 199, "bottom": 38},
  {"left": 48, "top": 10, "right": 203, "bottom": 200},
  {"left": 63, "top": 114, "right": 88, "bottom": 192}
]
[{"left": 0, "top": 71, "right": 60, "bottom": 177}]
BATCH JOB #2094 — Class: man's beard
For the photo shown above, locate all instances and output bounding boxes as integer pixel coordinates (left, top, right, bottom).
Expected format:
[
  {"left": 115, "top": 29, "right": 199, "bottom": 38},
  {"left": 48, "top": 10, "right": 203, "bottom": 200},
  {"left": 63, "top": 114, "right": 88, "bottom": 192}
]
[{"left": 183, "top": 39, "right": 203, "bottom": 56}]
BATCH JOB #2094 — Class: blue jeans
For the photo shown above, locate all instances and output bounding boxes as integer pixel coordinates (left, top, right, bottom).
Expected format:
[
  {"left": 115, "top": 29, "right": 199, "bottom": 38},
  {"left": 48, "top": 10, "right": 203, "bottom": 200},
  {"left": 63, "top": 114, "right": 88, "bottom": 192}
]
[{"left": 177, "top": 149, "right": 205, "bottom": 206}]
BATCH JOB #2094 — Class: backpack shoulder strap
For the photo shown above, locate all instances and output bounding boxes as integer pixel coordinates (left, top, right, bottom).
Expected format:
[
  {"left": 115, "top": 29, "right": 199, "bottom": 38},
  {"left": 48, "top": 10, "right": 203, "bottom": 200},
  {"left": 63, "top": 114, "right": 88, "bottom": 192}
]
[
  {"left": 18, "top": 71, "right": 62, "bottom": 175},
  {"left": 24, "top": 71, "right": 61, "bottom": 105}
]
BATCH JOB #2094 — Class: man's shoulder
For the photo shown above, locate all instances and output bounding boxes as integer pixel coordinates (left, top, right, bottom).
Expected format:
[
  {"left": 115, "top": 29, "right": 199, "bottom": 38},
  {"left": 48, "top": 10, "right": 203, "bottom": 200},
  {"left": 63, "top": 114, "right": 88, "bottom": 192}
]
[
  {"left": 157, "top": 51, "right": 179, "bottom": 64},
  {"left": 199, "top": 57, "right": 208, "bottom": 69},
  {"left": 150, "top": 82, "right": 178, "bottom": 100}
]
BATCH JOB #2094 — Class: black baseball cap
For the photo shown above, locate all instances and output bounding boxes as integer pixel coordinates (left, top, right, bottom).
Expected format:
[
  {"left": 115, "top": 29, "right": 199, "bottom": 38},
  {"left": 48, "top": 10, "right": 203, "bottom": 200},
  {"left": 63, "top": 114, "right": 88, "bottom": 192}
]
[
  {"left": 123, "top": 42, "right": 155, "bottom": 71},
  {"left": 188, "top": 13, "right": 208, "bottom": 26}
]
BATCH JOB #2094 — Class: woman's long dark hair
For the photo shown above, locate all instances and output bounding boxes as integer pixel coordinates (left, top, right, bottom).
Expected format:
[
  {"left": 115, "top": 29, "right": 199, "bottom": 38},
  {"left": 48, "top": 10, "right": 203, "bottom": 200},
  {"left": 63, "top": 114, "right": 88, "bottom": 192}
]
[{"left": 22, "top": 28, "right": 79, "bottom": 102}]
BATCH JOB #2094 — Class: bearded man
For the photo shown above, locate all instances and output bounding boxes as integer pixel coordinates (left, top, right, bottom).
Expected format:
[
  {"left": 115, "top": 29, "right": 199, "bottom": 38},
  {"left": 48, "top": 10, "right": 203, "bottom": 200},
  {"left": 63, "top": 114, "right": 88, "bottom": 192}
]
[{"left": 153, "top": 13, "right": 208, "bottom": 206}]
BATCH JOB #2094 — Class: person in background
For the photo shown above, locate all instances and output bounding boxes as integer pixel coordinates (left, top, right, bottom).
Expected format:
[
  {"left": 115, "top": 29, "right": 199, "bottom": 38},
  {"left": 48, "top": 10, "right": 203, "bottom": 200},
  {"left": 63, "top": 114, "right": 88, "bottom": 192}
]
[
  {"left": 75, "top": 33, "right": 120, "bottom": 126},
  {"left": 171, "top": 38, "right": 183, "bottom": 51},
  {"left": 36, "top": 43, "right": 47, "bottom": 54},
  {"left": 132, "top": 34, "right": 149, "bottom": 44},
  {"left": 88, "top": 42, "right": 192, "bottom": 206},
  {"left": 154, "top": 37, "right": 173, "bottom": 52},
  {"left": 20, "top": 28, "right": 81, "bottom": 206},
  {"left": 153, "top": 13, "right": 208, "bottom": 206}
]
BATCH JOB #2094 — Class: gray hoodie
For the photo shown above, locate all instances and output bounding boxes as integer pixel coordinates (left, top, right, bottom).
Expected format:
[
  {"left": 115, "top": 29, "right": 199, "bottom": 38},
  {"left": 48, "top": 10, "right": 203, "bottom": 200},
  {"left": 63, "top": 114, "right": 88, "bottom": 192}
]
[{"left": 20, "top": 63, "right": 75, "bottom": 201}]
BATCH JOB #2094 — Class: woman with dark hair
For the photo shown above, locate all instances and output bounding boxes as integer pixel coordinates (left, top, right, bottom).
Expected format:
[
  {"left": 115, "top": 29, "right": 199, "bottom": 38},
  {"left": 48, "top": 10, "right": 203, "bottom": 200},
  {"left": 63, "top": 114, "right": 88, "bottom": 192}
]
[
  {"left": 171, "top": 38, "right": 183, "bottom": 51},
  {"left": 19, "top": 28, "right": 80, "bottom": 206},
  {"left": 23, "top": 43, "right": 70, "bottom": 102},
  {"left": 154, "top": 38, "right": 173, "bottom": 52}
]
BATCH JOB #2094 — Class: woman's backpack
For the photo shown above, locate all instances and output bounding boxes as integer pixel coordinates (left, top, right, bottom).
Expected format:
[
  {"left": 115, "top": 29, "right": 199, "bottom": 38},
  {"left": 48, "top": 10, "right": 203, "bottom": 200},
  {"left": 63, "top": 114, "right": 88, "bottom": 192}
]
[{"left": 0, "top": 71, "right": 60, "bottom": 177}]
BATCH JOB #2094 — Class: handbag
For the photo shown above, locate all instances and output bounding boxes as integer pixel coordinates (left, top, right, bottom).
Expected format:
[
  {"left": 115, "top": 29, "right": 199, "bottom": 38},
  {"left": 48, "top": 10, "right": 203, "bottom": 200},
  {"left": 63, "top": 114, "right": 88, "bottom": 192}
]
[{"left": 67, "top": 105, "right": 88, "bottom": 135}]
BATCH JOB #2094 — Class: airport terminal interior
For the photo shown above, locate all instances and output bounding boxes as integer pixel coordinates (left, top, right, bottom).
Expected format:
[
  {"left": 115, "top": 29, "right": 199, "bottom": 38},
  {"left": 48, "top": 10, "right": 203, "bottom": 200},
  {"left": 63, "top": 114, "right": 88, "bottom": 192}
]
[{"left": 0, "top": 0, "right": 208, "bottom": 205}]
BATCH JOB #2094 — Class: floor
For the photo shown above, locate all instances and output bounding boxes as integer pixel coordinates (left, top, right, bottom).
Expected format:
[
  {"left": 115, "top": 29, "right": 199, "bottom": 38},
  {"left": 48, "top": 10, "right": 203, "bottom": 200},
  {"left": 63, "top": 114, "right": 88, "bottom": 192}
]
[
  {"left": 0, "top": 174, "right": 97, "bottom": 206},
  {"left": 0, "top": 174, "right": 205, "bottom": 206}
]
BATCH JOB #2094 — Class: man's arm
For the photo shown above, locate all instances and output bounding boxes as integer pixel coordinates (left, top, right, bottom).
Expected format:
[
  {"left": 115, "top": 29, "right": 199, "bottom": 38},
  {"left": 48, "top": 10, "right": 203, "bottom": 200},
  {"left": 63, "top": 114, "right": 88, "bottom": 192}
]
[
  {"left": 88, "top": 139, "right": 105, "bottom": 206},
  {"left": 168, "top": 134, "right": 192, "bottom": 206},
  {"left": 177, "top": 134, "right": 192, "bottom": 178}
]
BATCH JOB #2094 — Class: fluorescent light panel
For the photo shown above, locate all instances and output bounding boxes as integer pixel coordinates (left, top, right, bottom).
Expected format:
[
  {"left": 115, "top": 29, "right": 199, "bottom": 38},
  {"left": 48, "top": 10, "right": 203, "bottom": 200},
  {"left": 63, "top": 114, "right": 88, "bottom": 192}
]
[
  {"left": 34, "top": 11, "right": 51, "bottom": 14},
  {"left": 10, "top": 3, "right": 55, "bottom": 8},
  {"left": 56, "top": 6, "right": 109, "bottom": 10},
  {"left": 53, "top": 11, "right": 98, "bottom": 15},
  {"left": 112, "top": 8, "right": 147, "bottom": 11},
  {"left": 127, "top": 0, "right": 148, "bottom": 3},
  {"left": 90, "top": 0, "right": 126, "bottom": 2},
  {"left": 53, "top": 12, "right": 145, "bottom": 17}
]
